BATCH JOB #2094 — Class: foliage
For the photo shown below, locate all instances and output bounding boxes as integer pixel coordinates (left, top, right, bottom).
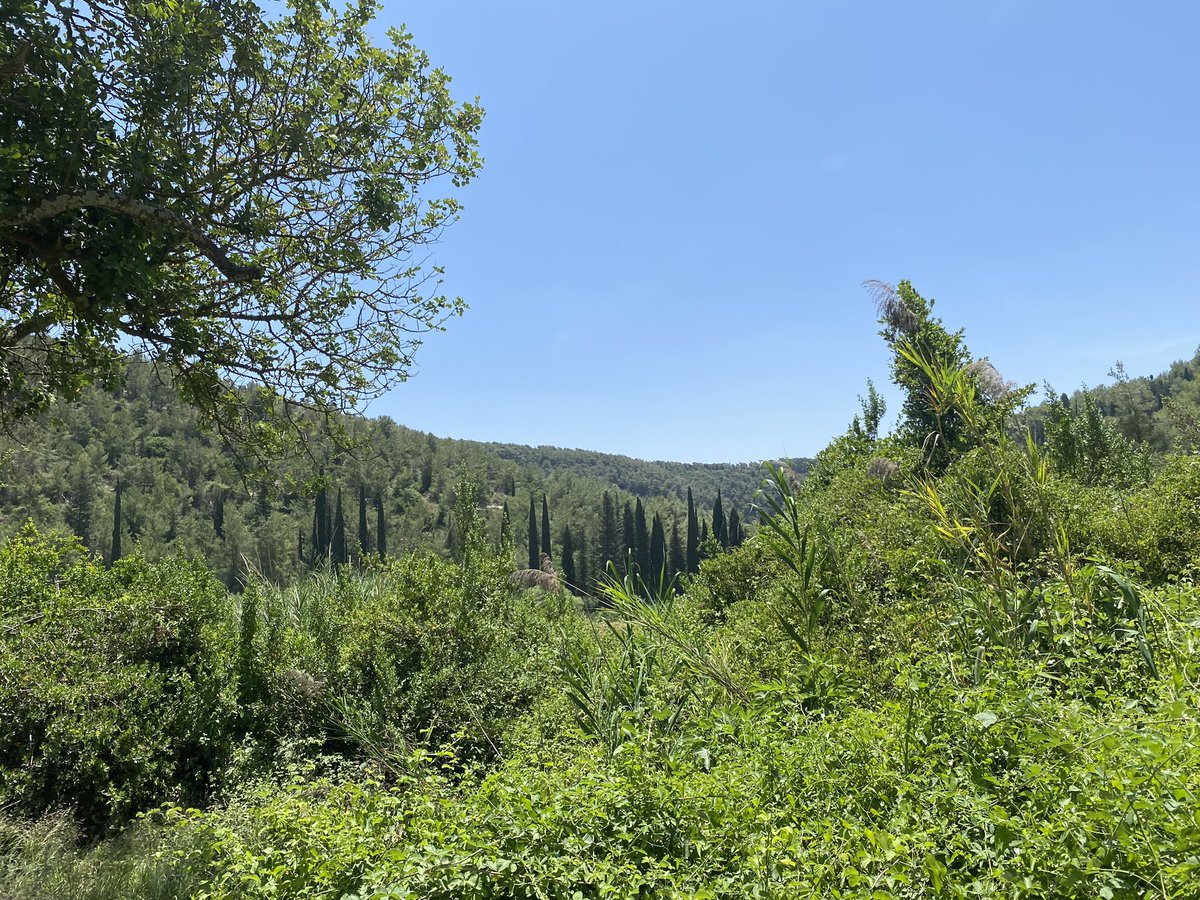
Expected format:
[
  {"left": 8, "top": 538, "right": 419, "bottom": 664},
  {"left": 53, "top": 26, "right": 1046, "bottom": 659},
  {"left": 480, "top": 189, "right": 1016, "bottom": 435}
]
[
  {"left": 1, "top": 0, "right": 482, "bottom": 436},
  {"left": 0, "top": 525, "right": 237, "bottom": 835}
]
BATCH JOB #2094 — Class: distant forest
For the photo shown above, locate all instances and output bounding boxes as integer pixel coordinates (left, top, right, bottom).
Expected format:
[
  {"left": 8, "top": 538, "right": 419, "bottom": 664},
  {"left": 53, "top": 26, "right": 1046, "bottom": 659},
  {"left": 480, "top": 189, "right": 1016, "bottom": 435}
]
[{"left": 0, "top": 358, "right": 808, "bottom": 591}]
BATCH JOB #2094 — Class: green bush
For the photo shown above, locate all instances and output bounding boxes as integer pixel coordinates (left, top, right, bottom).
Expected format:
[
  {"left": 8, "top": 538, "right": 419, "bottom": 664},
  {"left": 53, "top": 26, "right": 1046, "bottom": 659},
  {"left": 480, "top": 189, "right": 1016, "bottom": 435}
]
[{"left": 0, "top": 525, "right": 237, "bottom": 835}]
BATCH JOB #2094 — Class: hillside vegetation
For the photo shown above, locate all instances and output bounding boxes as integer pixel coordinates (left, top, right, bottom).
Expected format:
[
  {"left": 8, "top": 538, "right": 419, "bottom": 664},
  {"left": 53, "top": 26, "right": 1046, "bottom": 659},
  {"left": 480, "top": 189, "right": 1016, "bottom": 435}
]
[
  {"left": 2, "top": 282, "right": 1199, "bottom": 898},
  {"left": 0, "top": 359, "right": 780, "bottom": 592}
]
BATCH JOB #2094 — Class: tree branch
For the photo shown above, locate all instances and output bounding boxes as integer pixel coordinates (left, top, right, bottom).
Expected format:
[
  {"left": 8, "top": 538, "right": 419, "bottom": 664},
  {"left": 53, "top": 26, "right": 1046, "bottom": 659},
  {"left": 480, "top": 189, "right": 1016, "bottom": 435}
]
[{"left": 0, "top": 190, "right": 263, "bottom": 283}]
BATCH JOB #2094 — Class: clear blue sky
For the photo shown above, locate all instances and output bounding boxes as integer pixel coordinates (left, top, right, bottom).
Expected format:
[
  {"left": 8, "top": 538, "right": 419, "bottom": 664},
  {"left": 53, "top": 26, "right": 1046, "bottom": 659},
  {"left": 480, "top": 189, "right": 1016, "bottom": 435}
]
[{"left": 368, "top": 0, "right": 1199, "bottom": 463}]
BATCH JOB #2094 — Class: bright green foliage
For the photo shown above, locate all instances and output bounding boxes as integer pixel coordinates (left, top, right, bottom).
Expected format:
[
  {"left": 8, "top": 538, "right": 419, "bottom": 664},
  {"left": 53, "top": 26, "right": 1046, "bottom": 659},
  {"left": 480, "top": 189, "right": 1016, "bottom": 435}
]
[
  {"left": 0, "top": 525, "right": 237, "bottom": 835},
  {"left": 1043, "top": 391, "right": 1151, "bottom": 488},
  {"left": 1, "top": 0, "right": 482, "bottom": 438}
]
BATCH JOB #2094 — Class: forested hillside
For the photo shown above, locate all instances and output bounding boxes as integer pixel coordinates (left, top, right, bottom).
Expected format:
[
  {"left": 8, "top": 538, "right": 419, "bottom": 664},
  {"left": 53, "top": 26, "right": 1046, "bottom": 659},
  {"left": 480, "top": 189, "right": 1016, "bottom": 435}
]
[
  {"left": 0, "top": 358, "right": 785, "bottom": 591},
  {"left": 4, "top": 281, "right": 1200, "bottom": 899}
]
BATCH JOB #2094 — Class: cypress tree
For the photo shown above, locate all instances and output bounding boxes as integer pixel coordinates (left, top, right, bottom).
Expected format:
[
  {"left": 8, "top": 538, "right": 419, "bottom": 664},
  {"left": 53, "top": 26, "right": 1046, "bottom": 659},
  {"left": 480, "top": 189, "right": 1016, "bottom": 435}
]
[
  {"left": 213, "top": 491, "right": 225, "bottom": 538},
  {"left": 420, "top": 456, "right": 433, "bottom": 492},
  {"left": 712, "top": 489, "right": 727, "bottom": 548},
  {"left": 528, "top": 495, "right": 539, "bottom": 569},
  {"left": 332, "top": 490, "right": 348, "bottom": 566},
  {"left": 669, "top": 513, "right": 685, "bottom": 582},
  {"left": 541, "top": 494, "right": 552, "bottom": 558},
  {"left": 575, "top": 527, "right": 589, "bottom": 592},
  {"left": 109, "top": 478, "right": 123, "bottom": 567},
  {"left": 357, "top": 483, "right": 370, "bottom": 557},
  {"left": 375, "top": 492, "right": 387, "bottom": 559},
  {"left": 499, "top": 501, "right": 511, "bottom": 546},
  {"left": 649, "top": 513, "right": 666, "bottom": 590},
  {"left": 634, "top": 498, "right": 650, "bottom": 577},
  {"left": 622, "top": 501, "right": 635, "bottom": 575},
  {"left": 561, "top": 525, "right": 576, "bottom": 592},
  {"left": 728, "top": 508, "right": 743, "bottom": 547},
  {"left": 701, "top": 519, "right": 709, "bottom": 557},
  {"left": 599, "top": 492, "right": 620, "bottom": 573},
  {"left": 297, "top": 527, "right": 305, "bottom": 566},
  {"left": 315, "top": 484, "right": 329, "bottom": 559},
  {"left": 686, "top": 487, "right": 699, "bottom": 574}
]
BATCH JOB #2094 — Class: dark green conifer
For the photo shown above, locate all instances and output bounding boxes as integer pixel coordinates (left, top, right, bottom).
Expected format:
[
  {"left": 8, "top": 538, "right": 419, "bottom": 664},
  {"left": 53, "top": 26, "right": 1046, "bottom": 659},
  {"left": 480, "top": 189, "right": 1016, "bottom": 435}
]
[
  {"left": 332, "top": 489, "right": 348, "bottom": 566},
  {"left": 669, "top": 513, "right": 685, "bottom": 581},
  {"left": 357, "top": 484, "right": 370, "bottom": 557},
  {"left": 634, "top": 498, "right": 650, "bottom": 577},
  {"left": 622, "top": 501, "right": 635, "bottom": 575},
  {"left": 375, "top": 492, "right": 387, "bottom": 558},
  {"left": 541, "top": 494, "right": 552, "bottom": 558},
  {"left": 561, "top": 525, "right": 576, "bottom": 591},
  {"left": 500, "top": 501, "right": 511, "bottom": 546},
  {"left": 728, "top": 507, "right": 742, "bottom": 547},
  {"left": 649, "top": 513, "right": 666, "bottom": 590},
  {"left": 712, "top": 489, "right": 726, "bottom": 547},
  {"left": 599, "top": 492, "right": 620, "bottom": 573},
  {"left": 528, "top": 495, "right": 539, "bottom": 569},
  {"left": 109, "top": 478, "right": 123, "bottom": 567},
  {"left": 686, "top": 487, "right": 699, "bottom": 574}
]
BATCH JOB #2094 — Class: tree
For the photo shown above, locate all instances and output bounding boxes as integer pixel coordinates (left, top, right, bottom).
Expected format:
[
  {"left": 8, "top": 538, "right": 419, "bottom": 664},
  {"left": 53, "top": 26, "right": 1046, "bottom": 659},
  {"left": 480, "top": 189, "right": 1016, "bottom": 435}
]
[
  {"left": 357, "top": 483, "right": 370, "bottom": 558},
  {"left": 541, "top": 495, "right": 552, "bottom": 559},
  {"left": 331, "top": 489, "right": 347, "bottom": 566},
  {"left": 375, "top": 491, "right": 387, "bottom": 559},
  {"left": 686, "top": 487, "right": 699, "bottom": 574},
  {"left": 649, "top": 513, "right": 666, "bottom": 589},
  {"left": 499, "top": 501, "right": 511, "bottom": 547},
  {"left": 598, "top": 492, "right": 620, "bottom": 574},
  {"left": 622, "top": 502, "right": 635, "bottom": 575},
  {"left": 668, "top": 513, "right": 685, "bottom": 581},
  {"left": 712, "top": 489, "right": 726, "bottom": 548},
  {"left": 527, "top": 495, "right": 539, "bottom": 570},
  {"left": 728, "top": 507, "right": 743, "bottom": 547},
  {"left": 560, "top": 525, "right": 576, "bottom": 592},
  {"left": 109, "top": 478, "right": 123, "bottom": 566},
  {"left": 0, "top": 0, "right": 483, "bottom": 437},
  {"left": 634, "top": 499, "right": 650, "bottom": 576}
]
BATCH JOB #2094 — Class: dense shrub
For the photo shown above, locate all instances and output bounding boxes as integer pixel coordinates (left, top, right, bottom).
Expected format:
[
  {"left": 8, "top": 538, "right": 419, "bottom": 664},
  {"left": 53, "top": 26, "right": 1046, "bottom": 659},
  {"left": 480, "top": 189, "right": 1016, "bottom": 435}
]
[{"left": 0, "top": 525, "right": 237, "bottom": 835}]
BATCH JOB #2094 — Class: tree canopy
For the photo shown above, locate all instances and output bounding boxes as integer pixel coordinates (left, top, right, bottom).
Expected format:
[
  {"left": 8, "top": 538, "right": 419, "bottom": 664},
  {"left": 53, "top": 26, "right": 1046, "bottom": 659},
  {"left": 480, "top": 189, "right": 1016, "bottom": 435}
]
[{"left": 0, "top": 0, "right": 482, "bottom": 434}]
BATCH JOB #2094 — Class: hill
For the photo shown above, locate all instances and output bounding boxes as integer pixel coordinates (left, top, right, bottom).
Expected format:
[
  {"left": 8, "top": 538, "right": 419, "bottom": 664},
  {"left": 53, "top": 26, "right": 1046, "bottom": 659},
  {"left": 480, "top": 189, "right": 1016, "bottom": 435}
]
[{"left": 0, "top": 359, "right": 808, "bottom": 589}]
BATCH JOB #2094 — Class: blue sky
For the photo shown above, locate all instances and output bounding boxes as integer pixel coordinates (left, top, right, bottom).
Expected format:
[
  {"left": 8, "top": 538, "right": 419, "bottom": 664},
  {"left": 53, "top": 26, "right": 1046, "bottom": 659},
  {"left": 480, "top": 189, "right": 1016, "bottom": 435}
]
[{"left": 368, "top": 1, "right": 1199, "bottom": 463}]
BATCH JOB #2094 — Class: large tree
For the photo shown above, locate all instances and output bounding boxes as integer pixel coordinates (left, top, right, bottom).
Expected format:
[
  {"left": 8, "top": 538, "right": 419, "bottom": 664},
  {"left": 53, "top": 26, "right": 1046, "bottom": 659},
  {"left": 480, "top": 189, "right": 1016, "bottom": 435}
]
[{"left": 0, "top": 0, "right": 482, "bottom": 436}]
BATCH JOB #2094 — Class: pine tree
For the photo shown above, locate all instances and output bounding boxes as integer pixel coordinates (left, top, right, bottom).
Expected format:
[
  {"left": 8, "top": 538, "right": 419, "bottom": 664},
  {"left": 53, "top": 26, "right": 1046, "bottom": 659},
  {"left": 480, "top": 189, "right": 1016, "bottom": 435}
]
[
  {"left": 649, "top": 513, "right": 666, "bottom": 590},
  {"left": 109, "top": 478, "right": 123, "bottom": 567},
  {"left": 541, "top": 494, "right": 552, "bottom": 558},
  {"left": 561, "top": 525, "right": 576, "bottom": 592},
  {"left": 375, "top": 492, "right": 387, "bottom": 559},
  {"left": 728, "top": 508, "right": 742, "bottom": 547},
  {"left": 634, "top": 498, "right": 650, "bottom": 577},
  {"left": 332, "top": 489, "right": 348, "bottom": 566},
  {"left": 712, "top": 489, "right": 727, "bottom": 548},
  {"left": 668, "top": 513, "right": 685, "bottom": 582},
  {"left": 65, "top": 463, "right": 94, "bottom": 547},
  {"left": 686, "top": 487, "right": 699, "bottom": 574},
  {"left": 357, "top": 483, "right": 370, "bottom": 557},
  {"left": 528, "top": 495, "right": 539, "bottom": 570}
]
